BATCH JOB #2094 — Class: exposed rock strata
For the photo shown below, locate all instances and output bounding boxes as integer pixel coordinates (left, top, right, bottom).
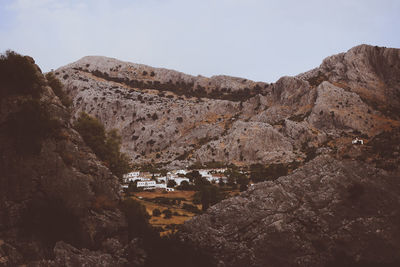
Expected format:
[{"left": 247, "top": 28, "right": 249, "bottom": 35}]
[
  {"left": 180, "top": 155, "right": 400, "bottom": 267},
  {"left": 55, "top": 44, "right": 400, "bottom": 167}
]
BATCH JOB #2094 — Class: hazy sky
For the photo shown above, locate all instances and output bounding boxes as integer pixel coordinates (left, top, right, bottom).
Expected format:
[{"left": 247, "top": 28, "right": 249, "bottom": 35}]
[{"left": 1, "top": 0, "right": 399, "bottom": 82}]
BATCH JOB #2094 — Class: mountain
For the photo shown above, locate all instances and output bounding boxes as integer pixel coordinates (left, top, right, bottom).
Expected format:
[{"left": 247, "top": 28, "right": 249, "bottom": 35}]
[
  {"left": 0, "top": 53, "right": 129, "bottom": 265},
  {"left": 1, "top": 52, "right": 212, "bottom": 267},
  {"left": 1, "top": 45, "right": 399, "bottom": 266},
  {"left": 180, "top": 155, "right": 400, "bottom": 266},
  {"left": 54, "top": 44, "right": 400, "bottom": 266},
  {"left": 55, "top": 44, "right": 400, "bottom": 169}
]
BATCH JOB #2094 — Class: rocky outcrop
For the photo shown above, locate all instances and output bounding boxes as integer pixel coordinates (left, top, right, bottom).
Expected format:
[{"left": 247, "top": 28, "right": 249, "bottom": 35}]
[
  {"left": 54, "top": 59, "right": 292, "bottom": 167},
  {"left": 317, "top": 45, "right": 400, "bottom": 119},
  {"left": 193, "top": 121, "right": 296, "bottom": 164},
  {"left": 180, "top": 155, "right": 400, "bottom": 267},
  {"left": 55, "top": 44, "right": 400, "bottom": 167},
  {"left": 0, "top": 55, "right": 129, "bottom": 265}
]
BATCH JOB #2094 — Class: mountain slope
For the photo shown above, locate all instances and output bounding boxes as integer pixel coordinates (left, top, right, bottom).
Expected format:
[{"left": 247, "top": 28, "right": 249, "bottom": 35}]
[
  {"left": 180, "top": 155, "right": 400, "bottom": 266},
  {"left": 0, "top": 53, "right": 127, "bottom": 266},
  {"left": 55, "top": 44, "right": 400, "bottom": 168}
]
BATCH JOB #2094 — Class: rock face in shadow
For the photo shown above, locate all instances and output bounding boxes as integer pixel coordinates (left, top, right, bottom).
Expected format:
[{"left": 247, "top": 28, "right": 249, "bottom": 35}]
[
  {"left": 0, "top": 55, "right": 130, "bottom": 266},
  {"left": 180, "top": 155, "right": 400, "bottom": 267}
]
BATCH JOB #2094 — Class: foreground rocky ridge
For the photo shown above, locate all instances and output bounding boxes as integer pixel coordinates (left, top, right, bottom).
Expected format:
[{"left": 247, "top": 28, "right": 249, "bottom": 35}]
[
  {"left": 55, "top": 44, "right": 400, "bottom": 167},
  {"left": 0, "top": 53, "right": 216, "bottom": 267},
  {"left": 180, "top": 155, "right": 400, "bottom": 267},
  {"left": 0, "top": 55, "right": 133, "bottom": 266}
]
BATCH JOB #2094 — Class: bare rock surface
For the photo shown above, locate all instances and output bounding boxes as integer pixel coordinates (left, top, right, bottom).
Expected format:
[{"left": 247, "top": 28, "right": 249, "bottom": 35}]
[
  {"left": 55, "top": 44, "right": 400, "bottom": 167},
  {"left": 194, "top": 120, "right": 296, "bottom": 164},
  {"left": 180, "top": 155, "right": 400, "bottom": 267}
]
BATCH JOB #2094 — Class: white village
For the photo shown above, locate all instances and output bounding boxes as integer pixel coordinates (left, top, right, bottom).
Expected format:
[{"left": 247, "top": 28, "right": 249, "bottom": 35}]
[{"left": 122, "top": 168, "right": 229, "bottom": 191}]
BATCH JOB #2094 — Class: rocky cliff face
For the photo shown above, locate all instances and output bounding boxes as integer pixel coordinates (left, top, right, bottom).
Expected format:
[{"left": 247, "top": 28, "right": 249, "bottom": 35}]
[
  {"left": 55, "top": 44, "right": 400, "bottom": 168},
  {"left": 180, "top": 155, "right": 400, "bottom": 267},
  {"left": 177, "top": 44, "right": 400, "bottom": 266},
  {"left": 0, "top": 55, "right": 130, "bottom": 266}
]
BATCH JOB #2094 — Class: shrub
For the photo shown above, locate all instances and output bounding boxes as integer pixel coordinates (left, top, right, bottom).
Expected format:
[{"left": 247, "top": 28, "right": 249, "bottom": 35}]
[
  {"left": 176, "top": 180, "right": 193, "bottom": 190},
  {"left": 182, "top": 203, "right": 201, "bottom": 214},
  {"left": 74, "top": 112, "right": 131, "bottom": 178},
  {"left": 6, "top": 99, "right": 60, "bottom": 156},
  {"left": 250, "top": 163, "right": 288, "bottom": 183},
  {"left": 167, "top": 180, "right": 177, "bottom": 188},
  {"left": 176, "top": 117, "right": 183, "bottom": 123},
  {"left": 162, "top": 209, "right": 172, "bottom": 219},
  {"left": 152, "top": 208, "right": 161, "bottom": 217},
  {"left": 45, "top": 72, "right": 72, "bottom": 107},
  {"left": 0, "top": 50, "right": 44, "bottom": 98},
  {"left": 193, "top": 185, "right": 227, "bottom": 211},
  {"left": 74, "top": 112, "right": 107, "bottom": 157},
  {"left": 120, "top": 198, "right": 152, "bottom": 240}
]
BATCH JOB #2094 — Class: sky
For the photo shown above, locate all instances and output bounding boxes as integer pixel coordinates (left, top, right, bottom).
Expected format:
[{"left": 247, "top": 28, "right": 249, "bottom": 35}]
[{"left": 0, "top": 0, "right": 399, "bottom": 82}]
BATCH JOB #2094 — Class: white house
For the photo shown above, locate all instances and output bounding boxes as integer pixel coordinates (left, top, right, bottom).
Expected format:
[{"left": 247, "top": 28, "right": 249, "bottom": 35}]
[
  {"left": 157, "top": 176, "right": 189, "bottom": 187},
  {"left": 175, "top": 169, "right": 187, "bottom": 175},
  {"left": 155, "top": 183, "right": 166, "bottom": 189},
  {"left": 156, "top": 176, "right": 167, "bottom": 183},
  {"left": 124, "top": 171, "right": 140, "bottom": 179},
  {"left": 352, "top": 138, "right": 364, "bottom": 145},
  {"left": 173, "top": 177, "right": 190, "bottom": 186},
  {"left": 137, "top": 180, "right": 156, "bottom": 190},
  {"left": 123, "top": 171, "right": 146, "bottom": 183},
  {"left": 199, "top": 169, "right": 213, "bottom": 179},
  {"left": 198, "top": 169, "right": 226, "bottom": 183}
]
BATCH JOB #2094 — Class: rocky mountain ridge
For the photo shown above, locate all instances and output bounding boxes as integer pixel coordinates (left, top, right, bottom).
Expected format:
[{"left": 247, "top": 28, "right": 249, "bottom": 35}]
[
  {"left": 1, "top": 44, "right": 399, "bottom": 267},
  {"left": 0, "top": 53, "right": 135, "bottom": 266},
  {"left": 180, "top": 155, "right": 400, "bottom": 266},
  {"left": 55, "top": 44, "right": 400, "bottom": 169}
]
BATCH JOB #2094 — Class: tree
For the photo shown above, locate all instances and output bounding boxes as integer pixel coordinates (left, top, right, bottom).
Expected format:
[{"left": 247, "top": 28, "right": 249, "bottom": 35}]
[
  {"left": 45, "top": 72, "right": 72, "bottom": 107},
  {"left": 74, "top": 112, "right": 107, "bottom": 157},
  {"left": 237, "top": 175, "right": 248, "bottom": 192},
  {"left": 120, "top": 198, "right": 152, "bottom": 240},
  {"left": 177, "top": 180, "right": 192, "bottom": 190},
  {"left": 194, "top": 176, "right": 211, "bottom": 190},
  {"left": 152, "top": 208, "right": 161, "bottom": 217},
  {"left": 249, "top": 163, "right": 268, "bottom": 183},
  {"left": 193, "top": 185, "right": 227, "bottom": 211},
  {"left": 74, "top": 112, "right": 131, "bottom": 178},
  {"left": 0, "top": 50, "right": 45, "bottom": 98},
  {"left": 186, "top": 170, "right": 201, "bottom": 182},
  {"left": 6, "top": 99, "right": 59, "bottom": 156},
  {"left": 127, "top": 181, "right": 139, "bottom": 193},
  {"left": 200, "top": 188, "right": 211, "bottom": 211},
  {"left": 250, "top": 163, "right": 288, "bottom": 183},
  {"left": 162, "top": 209, "right": 172, "bottom": 219},
  {"left": 167, "top": 180, "right": 177, "bottom": 188}
]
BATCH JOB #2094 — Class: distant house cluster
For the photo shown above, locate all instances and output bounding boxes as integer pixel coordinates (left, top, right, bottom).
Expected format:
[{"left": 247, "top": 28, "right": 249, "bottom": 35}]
[
  {"left": 352, "top": 137, "right": 364, "bottom": 145},
  {"left": 198, "top": 169, "right": 227, "bottom": 183},
  {"left": 121, "top": 168, "right": 228, "bottom": 191}
]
